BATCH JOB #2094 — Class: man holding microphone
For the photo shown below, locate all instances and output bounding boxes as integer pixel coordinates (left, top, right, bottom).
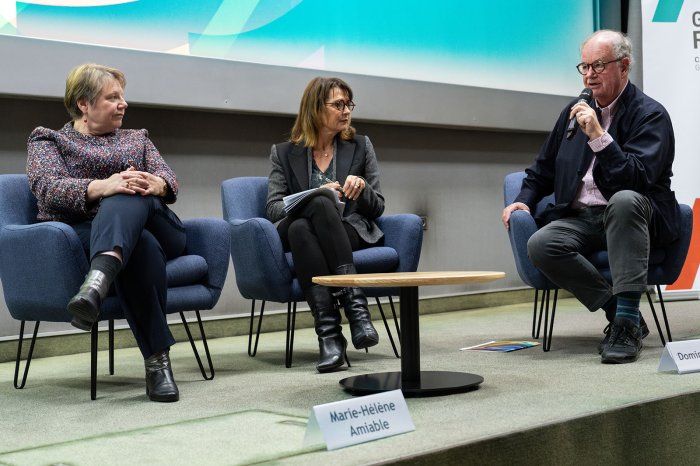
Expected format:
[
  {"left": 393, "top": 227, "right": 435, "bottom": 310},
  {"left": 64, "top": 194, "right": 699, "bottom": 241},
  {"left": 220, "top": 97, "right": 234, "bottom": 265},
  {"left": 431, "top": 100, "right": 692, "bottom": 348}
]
[{"left": 502, "top": 30, "right": 678, "bottom": 364}]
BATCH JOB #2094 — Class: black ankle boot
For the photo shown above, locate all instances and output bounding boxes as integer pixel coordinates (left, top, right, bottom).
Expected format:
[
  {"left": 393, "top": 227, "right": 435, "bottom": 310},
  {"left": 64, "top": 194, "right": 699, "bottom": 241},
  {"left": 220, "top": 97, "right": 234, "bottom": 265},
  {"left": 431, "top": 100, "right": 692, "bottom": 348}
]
[
  {"left": 306, "top": 285, "right": 348, "bottom": 373},
  {"left": 334, "top": 264, "right": 379, "bottom": 350},
  {"left": 145, "top": 350, "right": 179, "bottom": 402},
  {"left": 67, "top": 269, "right": 110, "bottom": 330}
]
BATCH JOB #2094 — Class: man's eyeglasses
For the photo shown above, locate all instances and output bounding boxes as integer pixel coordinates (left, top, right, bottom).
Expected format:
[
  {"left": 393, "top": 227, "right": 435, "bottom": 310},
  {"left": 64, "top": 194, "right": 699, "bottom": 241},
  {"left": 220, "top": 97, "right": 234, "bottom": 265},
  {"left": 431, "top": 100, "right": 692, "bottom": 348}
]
[
  {"left": 326, "top": 100, "right": 356, "bottom": 112},
  {"left": 576, "top": 57, "right": 624, "bottom": 75}
]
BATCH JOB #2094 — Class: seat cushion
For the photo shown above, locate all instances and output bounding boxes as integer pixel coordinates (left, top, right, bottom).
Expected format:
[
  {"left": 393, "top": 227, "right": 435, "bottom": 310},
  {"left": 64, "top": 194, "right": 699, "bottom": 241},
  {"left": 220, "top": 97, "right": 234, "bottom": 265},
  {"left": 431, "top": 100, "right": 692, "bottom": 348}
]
[
  {"left": 353, "top": 247, "right": 400, "bottom": 273},
  {"left": 166, "top": 255, "right": 208, "bottom": 287},
  {"left": 285, "top": 246, "right": 400, "bottom": 275}
]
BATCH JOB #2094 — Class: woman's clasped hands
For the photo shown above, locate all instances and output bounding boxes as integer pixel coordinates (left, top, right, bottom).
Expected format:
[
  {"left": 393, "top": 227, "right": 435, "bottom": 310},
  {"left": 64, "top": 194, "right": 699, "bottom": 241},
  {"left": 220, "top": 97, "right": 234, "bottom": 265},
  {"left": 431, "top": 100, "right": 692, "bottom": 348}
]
[{"left": 101, "top": 167, "right": 167, "bottom": 198}]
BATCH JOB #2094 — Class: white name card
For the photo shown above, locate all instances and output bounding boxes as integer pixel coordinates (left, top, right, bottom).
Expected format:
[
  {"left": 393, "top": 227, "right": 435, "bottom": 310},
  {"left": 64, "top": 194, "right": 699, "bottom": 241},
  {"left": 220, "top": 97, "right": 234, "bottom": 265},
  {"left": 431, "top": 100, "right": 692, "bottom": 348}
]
[
  {"left": 658, "top": 339, "right": 700, "bottom": 374},
  {"left": 303, "top": 389, "right": 415, "bottom": 450}
]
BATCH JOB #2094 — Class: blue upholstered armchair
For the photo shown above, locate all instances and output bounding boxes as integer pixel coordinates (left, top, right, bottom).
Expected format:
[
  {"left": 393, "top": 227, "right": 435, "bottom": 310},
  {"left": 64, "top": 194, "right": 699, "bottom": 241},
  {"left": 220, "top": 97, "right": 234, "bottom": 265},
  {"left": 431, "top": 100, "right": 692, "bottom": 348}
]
[
  {"left": 221, "top": 176, "right": 423, "bottom": 367},
  {"left": 0, "top": 174, "right": 230, "bottom": 399},
  {"left": 504, "top": 171, "right": 693, "bottom": 351}
]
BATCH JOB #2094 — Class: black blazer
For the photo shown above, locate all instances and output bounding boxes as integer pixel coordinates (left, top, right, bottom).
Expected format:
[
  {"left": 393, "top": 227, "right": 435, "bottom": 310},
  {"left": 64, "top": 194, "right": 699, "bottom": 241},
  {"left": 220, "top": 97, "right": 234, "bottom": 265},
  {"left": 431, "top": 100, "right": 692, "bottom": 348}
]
[
  {"left": 515, "top": 82, "right": 679, "bottom": 245},
  {"left": 266, "top": 134, "right": 385, "bottom": 244}
]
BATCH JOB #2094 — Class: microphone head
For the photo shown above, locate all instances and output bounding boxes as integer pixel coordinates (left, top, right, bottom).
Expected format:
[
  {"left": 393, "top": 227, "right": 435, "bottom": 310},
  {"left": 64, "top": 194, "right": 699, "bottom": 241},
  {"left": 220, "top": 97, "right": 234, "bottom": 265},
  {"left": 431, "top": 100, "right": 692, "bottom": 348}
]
[{"left": 579, "top": 88, "right": 593, "bottom": 102}]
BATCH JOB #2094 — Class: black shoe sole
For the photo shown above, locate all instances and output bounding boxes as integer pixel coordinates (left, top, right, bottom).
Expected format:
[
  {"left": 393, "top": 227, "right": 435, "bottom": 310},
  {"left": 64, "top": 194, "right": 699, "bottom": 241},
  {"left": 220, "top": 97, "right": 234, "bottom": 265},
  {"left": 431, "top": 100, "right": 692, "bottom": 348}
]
[
  {"left": 352, "top": 335, "right": 379, "bottom": 350},
  {"left": 67, "top": 295, "right": 100, "bottom": 324},
  {"left": 601, "top": 353, "right": 640, "bottom": 364},
  {"left": 317, "top": 362, "right": 346, "bottom": 373},
  {"left": 70, "top": 316, "right": 94, "bottom": 331},
  {"left": 601, "top": 345, "right": 642, "bottom": 364},
  {"left": 146, "top": 388, "right": 179, "bottom": 402},
  {"left": 316, "top": 353, "right": 348, "bottom": 373}
]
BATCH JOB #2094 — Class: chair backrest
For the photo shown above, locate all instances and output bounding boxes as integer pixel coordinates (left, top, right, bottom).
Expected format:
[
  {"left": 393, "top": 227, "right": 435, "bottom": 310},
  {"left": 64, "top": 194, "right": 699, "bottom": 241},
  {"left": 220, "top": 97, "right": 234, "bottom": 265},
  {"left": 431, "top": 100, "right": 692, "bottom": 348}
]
[
  {"left": 0, "top": 174, "right": 39, "bottom": 228},
  {"left": 221, "top": 176, "right": 268, "bottom": 221},
  {"left": 649, "top": 203, "right": 694, "bottom": 285}
]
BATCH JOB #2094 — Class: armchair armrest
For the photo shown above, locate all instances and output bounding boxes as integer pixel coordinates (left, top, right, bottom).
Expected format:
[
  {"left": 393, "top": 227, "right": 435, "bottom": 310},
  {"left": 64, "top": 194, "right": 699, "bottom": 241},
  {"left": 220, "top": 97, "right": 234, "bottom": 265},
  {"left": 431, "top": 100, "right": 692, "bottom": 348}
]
[
  {"left": 182, "top": 218, "right": 231, "bottom": 299},
  {"left": 0, "top": 222, "right": 87, "bottom": 321},
  {"left": 507, "top": 210, "right": 553, "bottom": 289},
  {"left": 376, "top": 214, "right": 423, "bottom": 273}
]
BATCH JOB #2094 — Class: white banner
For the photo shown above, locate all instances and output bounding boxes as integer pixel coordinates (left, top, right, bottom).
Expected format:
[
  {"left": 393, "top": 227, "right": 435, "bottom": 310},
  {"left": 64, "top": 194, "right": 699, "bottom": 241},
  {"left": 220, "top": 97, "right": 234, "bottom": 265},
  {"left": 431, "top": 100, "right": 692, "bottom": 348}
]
[{"left": 642, "top": 0, "right": 700, "bottom": 292}]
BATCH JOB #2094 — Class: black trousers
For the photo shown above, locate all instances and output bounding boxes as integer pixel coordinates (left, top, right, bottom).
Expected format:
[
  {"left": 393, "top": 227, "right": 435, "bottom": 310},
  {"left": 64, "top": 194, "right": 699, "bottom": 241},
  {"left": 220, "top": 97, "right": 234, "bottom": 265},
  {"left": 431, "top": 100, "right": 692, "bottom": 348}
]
[
  {"left": 71, "top": 195, "right": 186, "bottom": 359},
  {"left": 277, "top": 195, "right": 373, "bottom": 291}
]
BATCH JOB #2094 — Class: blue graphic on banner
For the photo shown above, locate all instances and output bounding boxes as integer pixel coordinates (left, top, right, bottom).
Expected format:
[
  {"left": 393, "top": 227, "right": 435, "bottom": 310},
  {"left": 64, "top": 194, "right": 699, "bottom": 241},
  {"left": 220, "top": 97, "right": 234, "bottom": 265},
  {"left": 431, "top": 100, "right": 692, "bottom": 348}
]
[{"left": 652, "top": 0, "right": 684, "bottom": 22}]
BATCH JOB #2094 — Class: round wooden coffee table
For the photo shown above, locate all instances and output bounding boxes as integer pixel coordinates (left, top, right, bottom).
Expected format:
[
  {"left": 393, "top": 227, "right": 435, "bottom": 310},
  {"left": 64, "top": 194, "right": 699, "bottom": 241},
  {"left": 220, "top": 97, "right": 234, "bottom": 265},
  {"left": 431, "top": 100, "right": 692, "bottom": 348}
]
[{"left": 312, "top": 271, "right": 505, "bottom": 396}]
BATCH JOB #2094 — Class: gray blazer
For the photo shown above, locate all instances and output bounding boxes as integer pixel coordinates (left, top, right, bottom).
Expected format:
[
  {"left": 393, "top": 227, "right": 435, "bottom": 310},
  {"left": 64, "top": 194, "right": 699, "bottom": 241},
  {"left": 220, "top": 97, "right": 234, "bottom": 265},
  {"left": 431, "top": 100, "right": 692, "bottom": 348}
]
[{"left": 266, "top": 134, "right": 385, "bottom": 244}]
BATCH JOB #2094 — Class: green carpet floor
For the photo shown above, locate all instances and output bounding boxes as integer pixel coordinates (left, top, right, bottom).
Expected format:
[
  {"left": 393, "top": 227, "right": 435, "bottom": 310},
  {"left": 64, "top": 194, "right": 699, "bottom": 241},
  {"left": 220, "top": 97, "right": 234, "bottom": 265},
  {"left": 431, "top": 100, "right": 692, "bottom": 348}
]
[{"left": 2, "top": 296, "right": 700, "bottom": 465}]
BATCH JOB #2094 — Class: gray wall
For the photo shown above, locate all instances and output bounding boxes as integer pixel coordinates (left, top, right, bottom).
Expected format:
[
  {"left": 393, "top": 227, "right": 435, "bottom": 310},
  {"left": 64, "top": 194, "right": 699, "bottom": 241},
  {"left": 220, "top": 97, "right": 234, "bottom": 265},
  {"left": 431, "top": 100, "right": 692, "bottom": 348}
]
[{"left": 0, "top": 94, "right": 545, "bottom": 338}]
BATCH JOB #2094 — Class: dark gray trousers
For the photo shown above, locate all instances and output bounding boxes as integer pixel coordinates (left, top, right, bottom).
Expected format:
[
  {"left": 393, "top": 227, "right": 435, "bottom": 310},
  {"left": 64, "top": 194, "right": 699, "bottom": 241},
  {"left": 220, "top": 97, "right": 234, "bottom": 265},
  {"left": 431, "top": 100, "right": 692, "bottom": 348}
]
[{"left": 527, "top": 190, "right": 653, "bottom": 312}]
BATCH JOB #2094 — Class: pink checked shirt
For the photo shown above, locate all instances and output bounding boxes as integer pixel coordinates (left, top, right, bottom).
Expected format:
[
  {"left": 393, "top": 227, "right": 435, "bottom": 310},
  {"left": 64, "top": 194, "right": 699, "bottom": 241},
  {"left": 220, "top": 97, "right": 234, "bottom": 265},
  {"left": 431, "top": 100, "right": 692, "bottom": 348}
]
[{"left": 571, "top": 82, "right": 628, "bottom": 209}]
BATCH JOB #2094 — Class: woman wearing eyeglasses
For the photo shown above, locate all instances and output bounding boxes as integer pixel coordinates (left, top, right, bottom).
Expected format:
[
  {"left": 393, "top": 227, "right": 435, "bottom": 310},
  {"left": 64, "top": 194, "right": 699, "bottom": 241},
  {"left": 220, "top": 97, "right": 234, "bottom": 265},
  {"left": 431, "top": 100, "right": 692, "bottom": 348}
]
[{"left": 266, "top": 77, "right": 385, "bottom": 373}]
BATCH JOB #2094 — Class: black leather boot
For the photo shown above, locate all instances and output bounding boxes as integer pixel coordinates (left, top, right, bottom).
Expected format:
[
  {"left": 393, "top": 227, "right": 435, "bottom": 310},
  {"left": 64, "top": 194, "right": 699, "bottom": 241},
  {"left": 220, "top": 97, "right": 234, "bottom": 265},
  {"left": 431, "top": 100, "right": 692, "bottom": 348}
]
[
  {"left": 67, "top": 269, "right": 111, "bottom": 331},
  {"left": 306, "top": 285, "right": 348, "bottom": 373},
  {"left": 145, "top": 350, "right": 179, "bottom": 402},
  {"left": 334, "top": 264, "right": 379, "bottom": 350}
]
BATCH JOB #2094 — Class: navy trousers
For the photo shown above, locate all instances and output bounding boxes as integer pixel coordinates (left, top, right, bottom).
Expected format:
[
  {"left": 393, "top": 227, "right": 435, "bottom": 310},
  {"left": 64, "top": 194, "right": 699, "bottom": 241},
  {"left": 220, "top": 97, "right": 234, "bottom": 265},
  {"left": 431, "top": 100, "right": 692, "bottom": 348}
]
[{"left": 71, "top": 194, "right": 186, "bottom": 359}]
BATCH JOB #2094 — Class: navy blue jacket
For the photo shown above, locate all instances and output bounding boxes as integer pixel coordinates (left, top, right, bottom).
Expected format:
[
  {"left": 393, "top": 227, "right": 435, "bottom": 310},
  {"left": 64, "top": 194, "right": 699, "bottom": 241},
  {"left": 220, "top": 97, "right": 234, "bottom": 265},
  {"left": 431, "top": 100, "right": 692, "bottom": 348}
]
[{"left": 515, "top": 82, "right": 679, "bottom": 245}]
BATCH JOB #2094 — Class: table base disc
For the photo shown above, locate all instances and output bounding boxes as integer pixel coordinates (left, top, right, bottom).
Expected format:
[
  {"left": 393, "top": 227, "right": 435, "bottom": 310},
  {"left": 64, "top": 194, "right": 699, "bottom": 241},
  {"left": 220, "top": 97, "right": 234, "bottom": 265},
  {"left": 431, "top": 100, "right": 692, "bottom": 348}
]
[{"left": 339, "top": 371, "right": 483, "bottom": 397}]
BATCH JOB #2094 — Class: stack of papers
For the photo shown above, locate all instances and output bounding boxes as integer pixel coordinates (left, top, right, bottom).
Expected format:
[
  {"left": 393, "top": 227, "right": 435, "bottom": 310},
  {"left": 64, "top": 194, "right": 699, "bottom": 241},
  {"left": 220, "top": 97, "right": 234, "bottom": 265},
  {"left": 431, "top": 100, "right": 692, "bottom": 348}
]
[{"left": 283, "top": 188, "right": 344, "bottom": 215}]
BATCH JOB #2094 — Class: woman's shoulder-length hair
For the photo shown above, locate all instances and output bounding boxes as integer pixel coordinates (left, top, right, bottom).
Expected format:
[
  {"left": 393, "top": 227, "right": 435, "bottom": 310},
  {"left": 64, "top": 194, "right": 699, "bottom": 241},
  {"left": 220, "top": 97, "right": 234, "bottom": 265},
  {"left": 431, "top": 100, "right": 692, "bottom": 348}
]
[{"left": 289, "top": 76, "right": 356, "bottom": 148}]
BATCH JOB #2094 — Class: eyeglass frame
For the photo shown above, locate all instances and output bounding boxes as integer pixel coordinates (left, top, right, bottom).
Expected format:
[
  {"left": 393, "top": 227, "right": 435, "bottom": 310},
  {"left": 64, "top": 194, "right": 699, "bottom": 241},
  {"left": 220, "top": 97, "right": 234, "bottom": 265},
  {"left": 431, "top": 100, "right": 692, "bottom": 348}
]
[
  {"left": 575, "top": 56, "right": 625, "bottom": 75},
  {"left": 325, "top": 100, "right": 356, "bottom": 112}
]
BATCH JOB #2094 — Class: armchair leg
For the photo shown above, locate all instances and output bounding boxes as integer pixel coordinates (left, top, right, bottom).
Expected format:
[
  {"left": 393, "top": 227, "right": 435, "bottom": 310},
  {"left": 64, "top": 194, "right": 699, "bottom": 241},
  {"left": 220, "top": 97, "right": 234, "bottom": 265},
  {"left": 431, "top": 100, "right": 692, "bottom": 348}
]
[
  {"left": 540, "top": 289, "right": 558, "bottom": 352},
  {"left": 91, "top": 322, "right": 98, "bottom": 400},
  {"left": 285, "top": 302, "right": 297, "bottom": 368},
  {"left": 532, "top": 290, "right": 539, "bottom": 338},
  {"left": 179, "top": 311, "right": 215, "bottom": 380},
  {"left": 247, "top": 299, "right": 297, "bottom": 368},
  {"left": 532, "top": 289, "right": 546, "bottom": 339},
  {"left": 14, "top": 320, "right": 40, "bottom": 390},
  {"left": 658, "top": 285, "right": 673, "bottom": 342},
  {"left": 375, "top": 297, "right": 400, "bottom": 358},
  {"left": 248, "top": 299, "right": 266, "bottom": 357},
  {"left": 645, "top": 286, "right": 672, "bottom": 346},
  {"left": 109, "top": 319, "right": 115, "bottom": 376},
  {"left": 389, "top": 296, "right": 401, "bottom": 340}
]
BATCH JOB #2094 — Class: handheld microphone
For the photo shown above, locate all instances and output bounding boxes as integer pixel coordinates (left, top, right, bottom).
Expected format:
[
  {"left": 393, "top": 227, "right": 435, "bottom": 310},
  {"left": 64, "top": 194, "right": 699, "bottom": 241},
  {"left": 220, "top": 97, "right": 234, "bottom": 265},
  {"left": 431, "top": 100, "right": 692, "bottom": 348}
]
[{"left": 566, "top": 88, "right": 593, "bottom": 140}]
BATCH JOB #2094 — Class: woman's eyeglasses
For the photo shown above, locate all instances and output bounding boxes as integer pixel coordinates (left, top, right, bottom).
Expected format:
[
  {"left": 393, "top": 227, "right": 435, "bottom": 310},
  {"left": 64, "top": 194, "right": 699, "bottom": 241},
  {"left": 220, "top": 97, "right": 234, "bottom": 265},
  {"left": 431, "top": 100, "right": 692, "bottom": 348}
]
[{"left": 325, "top": 100, "right": 356, "bottom": 112}]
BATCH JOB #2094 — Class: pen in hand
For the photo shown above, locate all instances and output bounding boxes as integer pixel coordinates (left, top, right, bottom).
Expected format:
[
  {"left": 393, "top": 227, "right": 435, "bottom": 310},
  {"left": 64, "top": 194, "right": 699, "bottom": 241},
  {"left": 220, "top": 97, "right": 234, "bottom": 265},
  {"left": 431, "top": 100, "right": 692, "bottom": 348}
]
[{"left": 323, "top": 177, "right": 344, "bottom": 193}]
